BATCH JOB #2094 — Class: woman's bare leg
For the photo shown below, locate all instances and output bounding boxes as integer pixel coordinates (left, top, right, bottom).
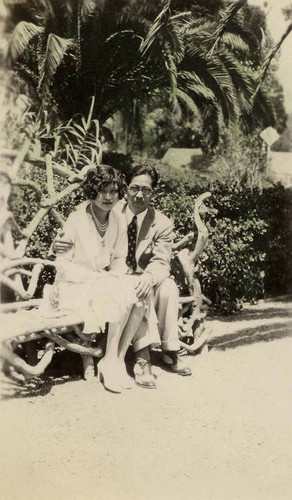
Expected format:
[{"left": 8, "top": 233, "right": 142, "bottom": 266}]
[
  {"left": 118, "top": 303, "right": 145, "bottom": 361},
  {"left": 102, "top": 309, "right": 130, "bottom": 364}
]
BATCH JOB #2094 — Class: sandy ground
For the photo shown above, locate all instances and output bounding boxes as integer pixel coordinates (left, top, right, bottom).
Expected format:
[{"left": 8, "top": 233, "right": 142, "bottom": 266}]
[{"left": 1, "top": 299, "right": 292, "bottom": 500}]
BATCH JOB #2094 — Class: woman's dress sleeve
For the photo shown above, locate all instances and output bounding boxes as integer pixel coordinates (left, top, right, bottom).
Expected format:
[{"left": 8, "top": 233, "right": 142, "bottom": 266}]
[{"left": 109, "top": 213, "right": 128, "bottom": 276}]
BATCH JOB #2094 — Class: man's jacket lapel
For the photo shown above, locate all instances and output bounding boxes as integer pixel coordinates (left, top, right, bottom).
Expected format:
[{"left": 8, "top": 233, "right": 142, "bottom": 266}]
[{"left": 136, "top": 207, "right": 155, "bottom": 263}]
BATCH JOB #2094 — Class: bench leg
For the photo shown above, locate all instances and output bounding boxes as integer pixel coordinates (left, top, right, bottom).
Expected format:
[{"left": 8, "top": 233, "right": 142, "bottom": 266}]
[{"left": 81, "top": 355, "right": 95, "bottom": 380}]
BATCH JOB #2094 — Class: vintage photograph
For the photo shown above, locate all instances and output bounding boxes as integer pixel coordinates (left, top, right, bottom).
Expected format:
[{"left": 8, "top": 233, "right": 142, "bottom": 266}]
[{"left": 0, "top": 1, "right": 291, "bottom": 499}]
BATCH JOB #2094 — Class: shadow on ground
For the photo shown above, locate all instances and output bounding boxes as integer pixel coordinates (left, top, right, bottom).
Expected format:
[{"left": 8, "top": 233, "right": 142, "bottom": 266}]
[
  {"left": 213, "top": 306, "right": 291, "bottom": 323},
  {"left": 2, "top": 302, "right": 291, "bottom": 400},
  {"left": 1, "top": 350, "right": 84, "bottom": 401},
  {"left": 209, "top": 322, "right": 292, "bottom": 351}
]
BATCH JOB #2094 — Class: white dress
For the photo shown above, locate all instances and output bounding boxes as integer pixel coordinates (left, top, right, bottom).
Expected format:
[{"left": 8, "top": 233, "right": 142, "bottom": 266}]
[{"left": 41, "top": 201, "right": 155, "bottom": 334}]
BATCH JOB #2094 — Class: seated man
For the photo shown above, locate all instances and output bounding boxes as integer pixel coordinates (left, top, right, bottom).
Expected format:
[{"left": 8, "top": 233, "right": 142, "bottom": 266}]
[{"left": 53, "top": 164, "right": 191, "bottom": 388}]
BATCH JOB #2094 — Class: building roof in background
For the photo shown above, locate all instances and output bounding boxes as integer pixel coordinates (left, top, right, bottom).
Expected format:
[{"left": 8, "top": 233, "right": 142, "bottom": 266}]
[
  {"left": 162, "top": 148, "right": 203, "bottom": 168},
  {"left": 161, "top": 148, "right": 216, "bottom": 183},
  {"left": 268, "top": 152, "right": 292, "bottom": 187}
]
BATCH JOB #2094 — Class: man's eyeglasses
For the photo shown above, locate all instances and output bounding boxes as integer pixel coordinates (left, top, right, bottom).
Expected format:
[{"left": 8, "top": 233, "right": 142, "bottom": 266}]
[{"left": 128, "top": 185, "right": 152, "bottom": 196}]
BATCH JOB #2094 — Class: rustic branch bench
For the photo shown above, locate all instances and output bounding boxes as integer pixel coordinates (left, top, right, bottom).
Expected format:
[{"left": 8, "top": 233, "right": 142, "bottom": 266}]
[
  {"left": 1, "top": 192, "right": 212, "bottom": 382},
  {"left": 1, "top": 138, "right": 213, "bottom": 383}
]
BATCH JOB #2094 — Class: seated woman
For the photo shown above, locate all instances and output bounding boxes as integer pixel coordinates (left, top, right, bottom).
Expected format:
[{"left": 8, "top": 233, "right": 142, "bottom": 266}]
[{"left": 45, "top": 164, "right": 158, "bottom": 393}]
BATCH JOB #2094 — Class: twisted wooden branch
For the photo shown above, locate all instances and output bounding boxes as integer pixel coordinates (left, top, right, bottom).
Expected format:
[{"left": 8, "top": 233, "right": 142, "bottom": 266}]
[
  {"left": 43, "top": 329, "right": 103, "bottom": 357},
  {"left": 23, "top": 181, "right": 80, "bottom": 241},
  {"left": 177, "top": 192, "right": 212, "bottom": 352},
  {"left": 45, "top": 154, "right": 55, "bottom": 196},
  {"left": 27, "top": 263, "right": 44, "bottom": 297},
  {"left": 23, "top": 159, "right": 76, "bottom": 180},
  {"left": 0, "top": 258, "right": 57, "bottom": 273},
  {"left": 173, "top": 232, "right": 194, "bottom": 252},
  {"left": 0, "top": 274, "right": 31, "bottom": 299},
  {"left": 6, "top": 268, "right": 32, "bottom": 278},
  {"left": 179, "top": 328, "right": 209, "bottom": 352},
  {"left": 176, "top": 192, "right": 211, "bottom": 292},
  {"left": 1, "top": 341, "right": 55, "bottom": 378},
  {"left": 191, "top": 192, "right": 211, "bottom": 264},
  {"left": 50, "top": 208, "right": 65, "bottom": 227},
  {"left": 11, "top": 138, "right": 32, "bottom": 178},
  {"left": 0, "top": 299, "right": 42, "bottom": 313},
  {"left": 13, "top": 177, "right": 43, "bottom": 200}
]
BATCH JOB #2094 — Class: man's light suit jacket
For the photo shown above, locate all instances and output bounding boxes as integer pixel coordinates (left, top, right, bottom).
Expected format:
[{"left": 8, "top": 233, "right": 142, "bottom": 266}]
[{"left": 115, "top": 200, "right": 174, "bottom": 287}]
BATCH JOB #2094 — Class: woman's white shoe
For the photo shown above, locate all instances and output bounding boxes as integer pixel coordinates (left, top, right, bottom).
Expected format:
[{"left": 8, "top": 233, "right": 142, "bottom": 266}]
[{"left": 97, "top": 359, "right": 122, "bottom": 393}]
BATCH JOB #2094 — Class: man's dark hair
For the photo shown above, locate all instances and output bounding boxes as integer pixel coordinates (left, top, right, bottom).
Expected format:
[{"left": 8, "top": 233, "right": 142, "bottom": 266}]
[
  {"left": 83, "top": 164, "right": 126, "bottom": 200},
  {"left": 126, "top": 164, "right": 159, "bottom": 189}
]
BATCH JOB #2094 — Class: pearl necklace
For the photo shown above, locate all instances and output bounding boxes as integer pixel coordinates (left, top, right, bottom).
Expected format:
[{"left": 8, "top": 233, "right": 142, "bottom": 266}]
[{"left": 90, "top": 204, "right": 109, "bottom": 233}]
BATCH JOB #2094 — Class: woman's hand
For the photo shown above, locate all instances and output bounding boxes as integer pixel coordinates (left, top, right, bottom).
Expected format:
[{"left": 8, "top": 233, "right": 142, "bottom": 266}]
[{"left": 53, "top": 231, "right": 73, "bottom": 254}]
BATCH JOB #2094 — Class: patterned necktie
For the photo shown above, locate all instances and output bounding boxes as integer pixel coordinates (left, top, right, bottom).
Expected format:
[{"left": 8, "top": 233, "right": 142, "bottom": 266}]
[{"left": 126, "top": 215, "right": 137, "bottom": 271}]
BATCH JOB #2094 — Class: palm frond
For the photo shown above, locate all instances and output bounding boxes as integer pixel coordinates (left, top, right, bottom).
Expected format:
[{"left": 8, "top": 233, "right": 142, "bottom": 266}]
[
  {"left": 206, "top": 57, "right": 240, "bottom": 122},
  {"left": 168, "top": 23, "right": 185, "bottom": 64},
  {"left": 207, "top": 0, "right": 248, "bottom": 57},
  {"left": 8, "top": 21, "right": 44, "bottom": 61},
  {"left": 140, "top": 0, "right": 171, "bottom": 57},
  {"left": 199, "top": 101, "right": 221, "bottom": 149},
  {"left": 219, "top": 51, "right": 253, "bottom": 113},
  {"left": 170, "top": 11, "right": 193, "bottom": 23},
  {"left": 14, "top": 62, "right": 40, "bottom": 87},
  {"left": 164, "top": 45, "right": 178, "bottom": 103},
  {"left": 179, "top": 19, "right": 216, "bottom": 38},
  {"left": 58, "top": 106, "right": 101, "bottom": 170},
  {"left": 176, "top": 88, "right": 200, "bottom": 116},
  {"left": 178, "top": 71, "right": 215, "bottom": 101},
  {"left": 221, "top": 32, "right": 249, "bottom": 53},
  {"left": 252, "top": 22, "right": 292, "bottom": 100},
  {"left": 38, "top": 33, "right": 75, "bottom": 90},
  {"left": 254, "top": 88, "right": 276, "bottom": 126},
  {"left": 184, "top": 47, "right": 239, "bottom": 123},
  {"left": 242, "top": 87, "right": 275, "bottom": 132},
  {"left": 105, "top": 30, "right": 143, "bottom": 45}
]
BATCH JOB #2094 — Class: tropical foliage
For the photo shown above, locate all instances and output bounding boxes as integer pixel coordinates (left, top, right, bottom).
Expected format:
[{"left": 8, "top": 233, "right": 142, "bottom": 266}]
[
  {"left": 5, "top": 0, "right": 287, "bottom": 148},
  {"left": 2, "top": 0, "right": 292, "bottom": 316}
]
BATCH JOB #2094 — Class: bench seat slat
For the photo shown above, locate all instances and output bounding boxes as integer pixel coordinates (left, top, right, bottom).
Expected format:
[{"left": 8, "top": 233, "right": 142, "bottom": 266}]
[{"left": 1, "top": 309, "right": 84, "bottom": 342}]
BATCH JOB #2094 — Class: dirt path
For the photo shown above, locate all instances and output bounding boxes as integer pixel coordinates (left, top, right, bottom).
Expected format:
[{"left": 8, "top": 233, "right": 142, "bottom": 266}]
[{"left": 1, "top": 299, "right": 292, "bottom": 500}]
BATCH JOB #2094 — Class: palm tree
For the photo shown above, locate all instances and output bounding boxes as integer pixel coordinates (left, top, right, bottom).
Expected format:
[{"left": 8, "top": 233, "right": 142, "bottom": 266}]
[{"left": 5, "top": 0, "right": 277, "bottom": 148}]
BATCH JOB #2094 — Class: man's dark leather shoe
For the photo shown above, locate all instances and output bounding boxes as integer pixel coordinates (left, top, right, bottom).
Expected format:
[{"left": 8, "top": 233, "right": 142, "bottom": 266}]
[
  {"left": 162, "top": 351, "right": 192, "bottom": 376},
  {"left": 134, "top": 358, "right": 156, "bottom": 389}
]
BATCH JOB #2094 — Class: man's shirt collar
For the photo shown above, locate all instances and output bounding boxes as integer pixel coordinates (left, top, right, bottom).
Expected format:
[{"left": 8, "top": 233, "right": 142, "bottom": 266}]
[{"left": 126, "top": 204, "right": 148, "bottom": 232}]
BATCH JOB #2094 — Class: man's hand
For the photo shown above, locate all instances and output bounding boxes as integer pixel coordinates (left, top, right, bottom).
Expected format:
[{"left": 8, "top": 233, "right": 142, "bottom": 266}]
[
  {"left": 53, "top": 231, "right": 73, "bottom": 254},
  {"left": 135, "top": 273, "right": 154, "bottom": 300}
]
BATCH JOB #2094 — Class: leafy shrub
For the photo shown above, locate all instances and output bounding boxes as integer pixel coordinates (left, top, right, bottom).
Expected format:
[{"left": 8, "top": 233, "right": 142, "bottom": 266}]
[
  {"left": 10, "top": 154, "right": 292, "bottom": 315},
  {"left": 201, "top": 216, "right": 268, "bottom": 314},
  {"left": 153, "top": 179, "right": 292, "bottom": 315}
]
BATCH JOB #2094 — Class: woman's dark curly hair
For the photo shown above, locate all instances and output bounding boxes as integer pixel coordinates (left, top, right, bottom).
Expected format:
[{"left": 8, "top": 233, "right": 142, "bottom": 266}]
[{"left": 82, "top": 164, "right": 126, "bottom": 200}]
